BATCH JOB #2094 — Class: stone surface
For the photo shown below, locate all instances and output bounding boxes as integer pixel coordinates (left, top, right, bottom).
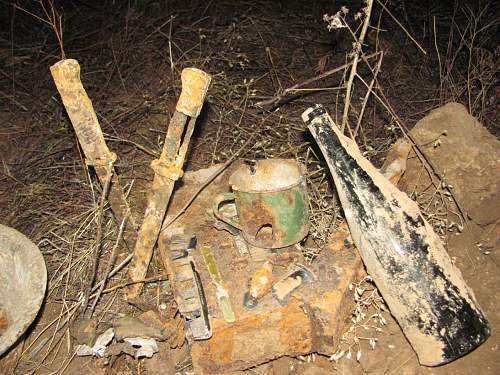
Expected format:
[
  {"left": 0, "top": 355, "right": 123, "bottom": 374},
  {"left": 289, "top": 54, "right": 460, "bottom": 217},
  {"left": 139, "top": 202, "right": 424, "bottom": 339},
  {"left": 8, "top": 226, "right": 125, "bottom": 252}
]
[{"left": 401, "top": 102, "right": 500, "bottom": 226}]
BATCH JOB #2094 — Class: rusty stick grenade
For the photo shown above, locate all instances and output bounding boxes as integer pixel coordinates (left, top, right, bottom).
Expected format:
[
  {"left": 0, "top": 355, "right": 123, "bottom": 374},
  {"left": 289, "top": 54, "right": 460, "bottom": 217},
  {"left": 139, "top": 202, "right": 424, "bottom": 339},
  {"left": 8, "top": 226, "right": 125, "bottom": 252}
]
[
  {"left": 124, "top": 68, "right": 211, "bottom": 301},
  {"left": 50, "top": 59, "right": 138, "bottom": 251}
]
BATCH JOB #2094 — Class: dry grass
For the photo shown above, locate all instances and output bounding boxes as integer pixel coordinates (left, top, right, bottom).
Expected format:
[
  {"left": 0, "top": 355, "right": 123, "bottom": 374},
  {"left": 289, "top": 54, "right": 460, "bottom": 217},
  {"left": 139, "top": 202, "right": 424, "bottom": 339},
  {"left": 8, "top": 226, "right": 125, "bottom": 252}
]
[
  {"left": 0, "top": 0, "right": 497, "bottom": 373},
  {"left": 330, "top": 276, "right": 387, "bottom": 364}
]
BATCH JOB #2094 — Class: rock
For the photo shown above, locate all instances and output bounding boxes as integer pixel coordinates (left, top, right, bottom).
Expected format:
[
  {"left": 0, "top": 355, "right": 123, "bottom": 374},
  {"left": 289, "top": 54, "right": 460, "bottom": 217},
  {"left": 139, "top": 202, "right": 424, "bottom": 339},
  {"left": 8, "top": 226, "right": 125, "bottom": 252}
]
[
  {"left": 401, "top": 102, "right": 500, "bottom": 226},
  {"left": 113, "top": 316, "right": 166, "bottom": 341},
  {"left": 299, "top": 364, "right": 333, "bottom": 375},
  {"left": 272, "top": 356, "right": 296, "bottom": 375},
  {"left": 70, "top": 317, "right": 98, "bottom": 346}
]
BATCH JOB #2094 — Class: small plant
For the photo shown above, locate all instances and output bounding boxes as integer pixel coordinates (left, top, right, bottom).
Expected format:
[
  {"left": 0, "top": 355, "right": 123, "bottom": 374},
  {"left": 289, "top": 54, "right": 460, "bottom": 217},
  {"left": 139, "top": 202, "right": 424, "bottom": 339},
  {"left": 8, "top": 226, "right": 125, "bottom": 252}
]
[
  {"left": 16, "top": 1, "right": 65, "bottom": 59},
  {"left": 323, "top": 1, "right": 374, "bottom": 134},
  {"left": 330, "top": 275, "right": 387, "bottom": 363},
  {"left": 38, "top": 0, "right": 65, "bottom": 59}
]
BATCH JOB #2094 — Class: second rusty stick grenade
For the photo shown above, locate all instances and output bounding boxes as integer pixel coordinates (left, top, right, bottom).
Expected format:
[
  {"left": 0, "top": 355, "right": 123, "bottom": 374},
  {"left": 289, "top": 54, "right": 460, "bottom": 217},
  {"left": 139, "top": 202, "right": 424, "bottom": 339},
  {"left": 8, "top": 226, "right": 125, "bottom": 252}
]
[
  {"left": 125, "top": 68, "right": 211, "bottom": 301},
  {"left": 50, "top": 59, "right": 138, "bottom": 251}
]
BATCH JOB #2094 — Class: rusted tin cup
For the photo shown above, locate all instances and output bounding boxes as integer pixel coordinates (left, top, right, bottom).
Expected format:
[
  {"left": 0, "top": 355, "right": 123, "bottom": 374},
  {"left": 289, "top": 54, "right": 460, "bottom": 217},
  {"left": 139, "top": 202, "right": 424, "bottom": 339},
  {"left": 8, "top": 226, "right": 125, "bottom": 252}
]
[{"left": 213, "top": 159, "right": 309, "bottom": 249}]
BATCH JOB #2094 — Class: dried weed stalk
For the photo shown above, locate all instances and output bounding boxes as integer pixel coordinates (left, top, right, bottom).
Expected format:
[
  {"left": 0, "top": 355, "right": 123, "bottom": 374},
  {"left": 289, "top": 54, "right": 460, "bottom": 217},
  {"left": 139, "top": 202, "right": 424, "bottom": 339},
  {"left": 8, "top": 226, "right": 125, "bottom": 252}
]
[
  {"left": 412, "top": 179, "right": 464, "bottom": 240},
  {"left": 435, "top": 1, "right": 498, "bottom": 127},
  {"left": 330, "top": 276, "right": 387, "bottom": 363},
  {"left": 39, "top": 0, "right": 65, "bottom": 59}
]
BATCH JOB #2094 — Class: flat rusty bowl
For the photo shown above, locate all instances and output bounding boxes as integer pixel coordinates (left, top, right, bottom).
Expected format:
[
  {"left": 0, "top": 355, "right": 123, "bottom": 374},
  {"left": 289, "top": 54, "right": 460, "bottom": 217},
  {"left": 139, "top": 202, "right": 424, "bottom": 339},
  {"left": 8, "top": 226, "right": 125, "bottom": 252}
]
[{"left": 0, "top": 224, "right": 47, "bottom": 356}]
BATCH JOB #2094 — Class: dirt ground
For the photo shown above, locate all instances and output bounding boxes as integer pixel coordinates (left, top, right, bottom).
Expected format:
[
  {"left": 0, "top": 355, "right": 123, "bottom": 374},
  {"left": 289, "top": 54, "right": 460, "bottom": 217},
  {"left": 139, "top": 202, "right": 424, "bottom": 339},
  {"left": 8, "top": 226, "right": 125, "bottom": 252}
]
[{"left": 0, "top": 0, "right": 498, "bottom": 374}]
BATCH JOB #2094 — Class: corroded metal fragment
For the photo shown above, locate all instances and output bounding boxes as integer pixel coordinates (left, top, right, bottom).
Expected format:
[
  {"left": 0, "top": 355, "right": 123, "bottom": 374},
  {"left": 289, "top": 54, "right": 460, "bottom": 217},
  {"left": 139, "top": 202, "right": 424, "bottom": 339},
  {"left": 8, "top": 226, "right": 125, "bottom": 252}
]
[
  {"left": 176, "top": 68, "right": 212, "bottom": 117},
  {"left": 191, "top": 299, "right": 313, "bottom": 374},
  {"left": 126, "top": 68, "right": 211, "bottom": 300},
  {"left": 201, "top": 245, "right": 236, "bottom": 323},
  {"left": 50, "top": 59, "right": 137, "bottom": 250},
  {"left": 214, "top": 159, "right": 310, "bottom": 249},
  {"left": 158, "top": 163, "right": 365, "bottom": 374}
]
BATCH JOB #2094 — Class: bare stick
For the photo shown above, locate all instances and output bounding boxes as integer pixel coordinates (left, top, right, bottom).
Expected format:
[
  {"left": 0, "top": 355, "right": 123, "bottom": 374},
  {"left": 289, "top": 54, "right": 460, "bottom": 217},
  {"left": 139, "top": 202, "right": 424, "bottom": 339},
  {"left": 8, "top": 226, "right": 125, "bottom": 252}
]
[
  {"left": 89, "top": 213, "right": 129, "bottom": 316},
  {"left": 256, "top": 52, "right": 380, "bottom": 109},
  {"left": 39, "top": 0, "right": 65, "bottom": 59},
  {"left": 265, "top": 47, "right": 282, "bottom": 94},
  {"left": 341, "top": 0, "right": 373, "bottom": 133},
  {"left": 91, "top": 253, "right": 133, "bottom": 293},
  {"left": 98, "top": 274, "right": 167, "bottom": 295},
  {"left": 82, "top": 163, "right": 113, "bottom": 316},
  {"left": 353, "top": 51, "right": 383, "bottom": 138},
  {"left": 433, "top": 16, "right": 443, "bottom": 87},
  {"left": 376, "top": 0, "right": 427, "bottom": 55}
]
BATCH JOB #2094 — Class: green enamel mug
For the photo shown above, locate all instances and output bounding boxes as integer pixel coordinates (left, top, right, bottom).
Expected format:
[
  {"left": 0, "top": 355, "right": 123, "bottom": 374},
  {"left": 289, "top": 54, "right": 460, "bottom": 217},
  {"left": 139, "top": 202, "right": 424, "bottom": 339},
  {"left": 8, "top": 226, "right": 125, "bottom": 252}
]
[{"left": 213, "top": 159, "right": 310, "bottom": 249}]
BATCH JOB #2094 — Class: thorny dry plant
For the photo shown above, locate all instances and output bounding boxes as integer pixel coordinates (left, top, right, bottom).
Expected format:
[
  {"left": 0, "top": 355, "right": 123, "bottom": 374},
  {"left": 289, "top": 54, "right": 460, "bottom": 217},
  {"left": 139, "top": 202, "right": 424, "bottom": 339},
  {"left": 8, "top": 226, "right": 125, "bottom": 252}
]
[
  {"left": 330, "top": 276, "right": 387, "bottom": 364},
  {"left": 300, "top": 148, "right": 342, "bottom": 263},
  {"left": 412, "top": 179, "right": 464, "bottom": 240},
  {"left": 435, "top": 1, "right": 499, "bottom": 126},
  {"left": 406, "top": 137, "right": 465, "bottom": 245}
]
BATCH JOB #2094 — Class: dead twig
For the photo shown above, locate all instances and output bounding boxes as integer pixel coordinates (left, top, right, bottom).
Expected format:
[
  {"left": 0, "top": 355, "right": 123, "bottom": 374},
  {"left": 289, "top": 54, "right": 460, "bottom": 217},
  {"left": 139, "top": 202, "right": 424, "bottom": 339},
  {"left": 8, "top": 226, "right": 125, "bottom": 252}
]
[
  {"left": 88, "top": 213, "right": 129, "bottom": 316},
  {"left": 341, "top": 0, "right": 373, "bottom": 134},
  {"left": 82, "top": 163, "right": 114, "bottom": 317},
  {"left": 265, "top": 47, "right": 282, "bottom": 95},
  {"left": 353, "top": 51, "right": 383, "bottom": 138},
  {"left": 39, "top": 0, "right": 65, "bottom": 59},
  {"left": 256, "top": 52, "right": 380, "bottom": 109},
  {"left": 376, "top": 0, "right": 427, "bottom": 55}
]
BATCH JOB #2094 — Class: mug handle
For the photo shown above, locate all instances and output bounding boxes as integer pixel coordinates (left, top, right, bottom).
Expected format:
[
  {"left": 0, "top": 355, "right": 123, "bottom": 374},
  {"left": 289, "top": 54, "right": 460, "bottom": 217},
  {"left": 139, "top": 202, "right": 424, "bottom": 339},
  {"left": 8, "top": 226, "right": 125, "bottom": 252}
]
[{"left": 212, "top": 192, "right": 242, "bottom": 230}]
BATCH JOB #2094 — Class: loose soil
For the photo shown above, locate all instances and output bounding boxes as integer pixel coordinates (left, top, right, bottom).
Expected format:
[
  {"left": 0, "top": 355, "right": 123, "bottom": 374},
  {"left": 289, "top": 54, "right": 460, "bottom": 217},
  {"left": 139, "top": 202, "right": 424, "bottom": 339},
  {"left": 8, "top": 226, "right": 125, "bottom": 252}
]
[{"left": 0, "top": 0, "right": 498, "bottom": 374}]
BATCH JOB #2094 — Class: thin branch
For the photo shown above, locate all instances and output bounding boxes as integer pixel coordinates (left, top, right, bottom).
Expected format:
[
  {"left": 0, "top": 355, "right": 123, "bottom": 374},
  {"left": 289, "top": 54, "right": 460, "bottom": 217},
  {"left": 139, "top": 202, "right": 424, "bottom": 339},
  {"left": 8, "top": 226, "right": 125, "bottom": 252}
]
[
  {"left": 88, "top": 213, "right": 129, "bottom": 317},
  {"left": 354, "top": 51, "right": 383, "bottom": 138},
  {"left": 376, "top": 0, "right": 427, "bottom": 55},
  {"left": 341, "top": 0, "right": 373, "bottom": 134},
  {"left": 82, "top": 163, "right": 114, "bottom": 316},
  {"left": 256, "top": 52, "right": 380, "bottom": 109}
]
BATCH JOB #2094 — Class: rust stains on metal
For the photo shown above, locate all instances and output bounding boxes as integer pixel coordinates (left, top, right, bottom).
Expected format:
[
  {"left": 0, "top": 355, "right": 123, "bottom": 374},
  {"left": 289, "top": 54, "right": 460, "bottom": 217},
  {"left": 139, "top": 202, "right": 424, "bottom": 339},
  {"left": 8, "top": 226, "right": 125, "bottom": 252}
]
[
  {"left": 125, "top": 69, "right": 211, "bottom": 301},
  {"left": 50, "top": 59, "right": 138, "bottom": 251},
  {"left": 214, "top": 159, "right": 309, "bottom": 248},
  {"left": 50, "top": 59, "right": 112, "bottom": 162},
  {"left": 191, "top": 299, "right": 313, "bottom": 374},
  {"left": 176, "top": 68, "right": 212, "bottom": 118}
]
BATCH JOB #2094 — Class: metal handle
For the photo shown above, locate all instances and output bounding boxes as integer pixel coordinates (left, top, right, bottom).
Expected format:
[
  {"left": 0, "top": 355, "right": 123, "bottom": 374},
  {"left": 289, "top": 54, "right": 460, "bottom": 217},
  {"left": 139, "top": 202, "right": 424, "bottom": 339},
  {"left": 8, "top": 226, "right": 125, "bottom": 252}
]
[
  {"left": 50, "top": 59, "right": 113, "bottom": 162},
  {"left": 176, "top": 68, "right": 212, "bottom": 118},
  {"left": 212, "top": 192, "right": 242, "bottom": 231}
]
